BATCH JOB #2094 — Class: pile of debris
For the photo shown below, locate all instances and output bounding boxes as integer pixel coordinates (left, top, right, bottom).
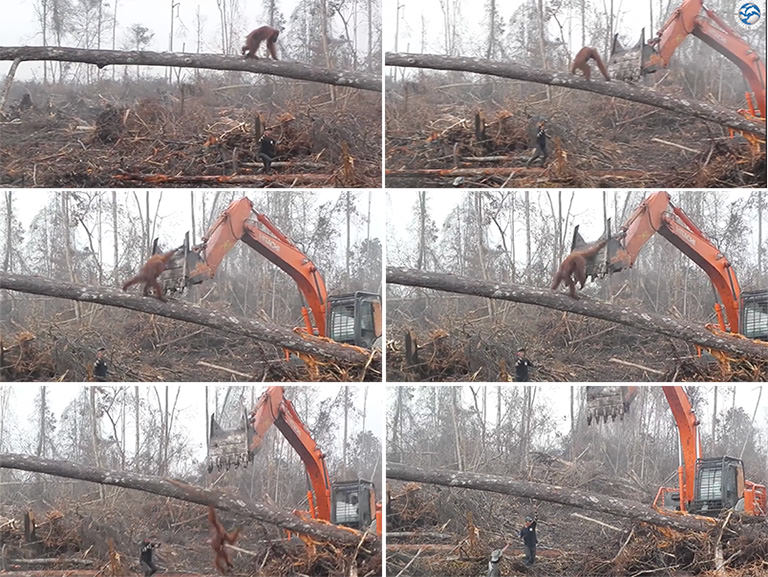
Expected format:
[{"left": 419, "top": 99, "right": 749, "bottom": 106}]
[
  {"left": 385, "top": 84, "right": 765, "bottom": 188},
  {"left": 1, "top": 83, "right": 382, "bottom": 187}
]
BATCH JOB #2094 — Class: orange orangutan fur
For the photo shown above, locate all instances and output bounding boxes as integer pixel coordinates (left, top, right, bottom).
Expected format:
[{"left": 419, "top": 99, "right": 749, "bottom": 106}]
[
  {"left": 570, "top": 47, "right": 610, "bottom": 81},
  {"left": 122, "top": 250, "right": 175, "bottom": 302},
  {"left": 242, "top": 26, "right": 280, "bottom": 60},
  {"left": 551, "top": 239, "right": 608, "bottom": 299},
  {"left": 208, "top": 507, "right": 241, "bottom": 574}
]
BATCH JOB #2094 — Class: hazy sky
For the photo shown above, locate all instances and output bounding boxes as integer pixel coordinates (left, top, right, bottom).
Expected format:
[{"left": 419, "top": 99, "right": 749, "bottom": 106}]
[
  {"left": 0, "top": 0, "right": 374, "bottom": 79},
  {"left": 385, "top": 0, "right": 654, "bottom": 55},
  {"left": 11, "top": 191, "right": 383, "bottom": 284},
  {"left": 391, "top": 384, "right": 767, "bottom": 447},
  {"left": 386, "top": 190, "right": 759, "bottom": 268},
  {"left": 4, "top": 384, "right": 385, "bottom": 470}
]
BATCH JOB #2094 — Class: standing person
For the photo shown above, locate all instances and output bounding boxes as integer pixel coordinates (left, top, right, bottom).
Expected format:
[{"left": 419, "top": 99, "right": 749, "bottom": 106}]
[
  {"left": 258, "top": 129, "right": 277, "bottom": 173},
  {"left": 139, "top": 538, "right": 160, "bottom": 577},
  {"left": 93, "top": 347, "right": 108, "bottom": 381},
  {"left": 515, "top": 348, "right": 534, "bottom": 382},
  {"left": 525, "top": 121, "right": 551, "bottom": 167},
  {"left": 520, "top": 515, "right": 537, "bottom": 566}
]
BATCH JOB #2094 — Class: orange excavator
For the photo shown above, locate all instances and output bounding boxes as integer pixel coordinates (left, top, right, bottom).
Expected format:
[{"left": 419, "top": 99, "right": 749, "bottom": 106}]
[
  {"left": 586, "top": 385, "right": 767, "bottom": 518},
  {"left": 572, "top": 190, "right": 768, "bottom": 342},
  {"left": 151, "top": 196, "right": 382, "bottom": 349},
  {"left": 208, "top": 386, "right": 382, "bottom": 534},
  {"left": 609, "top": 0, "right": 766, "bottom": 124}
]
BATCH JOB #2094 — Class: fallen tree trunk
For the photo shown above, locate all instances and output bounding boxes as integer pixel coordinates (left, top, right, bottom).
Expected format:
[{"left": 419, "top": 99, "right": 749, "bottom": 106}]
[
  {"left": 0, "top": 46, "right": 380, "bottom": 92},
  {"left": 385, "top": 52, "right": 765, "bottom": 137},
  {"left": 113, "top": 173, "right": 336, "bottom": 185},
  {"left": 0, "top": 453, "right": 379, "bottom": 548},
  {"left": 387, "top": 267, "right": 768, "bottom": 362},
  {"left": 385, "top": 166, "right": 650, "bottom": 179},
  {"left": 387, "top": 462, "right": 712, "bottom": 532},
  {"left": 0, "top": 274, "right": 376, "bottom": 365}
]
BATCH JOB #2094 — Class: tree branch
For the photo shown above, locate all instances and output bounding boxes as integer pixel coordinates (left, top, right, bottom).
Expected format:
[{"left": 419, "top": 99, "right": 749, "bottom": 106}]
[
  {"left": 385, "top": 52, "right": 764, "bottom": 136},
  {"left": 387, "top": 267, "right": 768, "bottom": 362},
  {"left": 0, "top": 453, "right": 379, "bottom": 547},
  {"left": 0, "top": 273, "right": 377, "bottom": 365},
  {"left": 0, "top": 46, "right": 381, "bottom": 92},
  {"left": 387, "top": 461, "right": 712, "bottom": 533}
]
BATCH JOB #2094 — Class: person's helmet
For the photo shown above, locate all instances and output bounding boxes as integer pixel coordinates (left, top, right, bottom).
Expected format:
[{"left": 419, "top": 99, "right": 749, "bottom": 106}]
[
  {"left": 490, "top": 549, "right": 503, "bottom": 562},
  {"left": 525, "top": 515, "right": 534, "bottom": 522}
]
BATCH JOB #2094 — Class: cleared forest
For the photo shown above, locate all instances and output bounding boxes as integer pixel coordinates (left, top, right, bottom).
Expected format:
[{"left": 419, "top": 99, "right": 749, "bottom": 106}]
[
  {"left": 0, "top": 385, "right": 383, "bottom": 576},
  {"left": 0, "top": 2, "right": 382, "bottom": 187},
  {"left": 386, "top": 385, "right": 768, "bottom": 576},
  {"left": 1, "top": 191, "right": 382, "bottom": 382},
  {"left": 385, "top": 0, "right": 766, "bottom": 188},
  {"left": 387, "top": 190, "right": 768, "bottom": 382}
]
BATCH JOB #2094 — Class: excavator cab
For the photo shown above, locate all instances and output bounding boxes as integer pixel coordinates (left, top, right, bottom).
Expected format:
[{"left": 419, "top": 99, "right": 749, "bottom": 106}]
[
  {"left": 153, "top": 232, "right": 205, "bottom": 296},
  {"left": 584, "top": 386, "right": 636, "bottom": 425},
  {"left": 739, "top": 290, "right": 768, "bottom": 341},
  {"left": 206, "top": 410, "right": 255, "bottom": 473},
  {"left": 608, "top": 28, "right": 658, "bottom": 81},
  {"left": 331, "top": 480, "right": 377, "bottom": 531},
  {"left": 690, "top": 456, "right": 745, "bottom": 515},
  {"left": 327, "top": 292, "right": 382, "bottom": 349}
]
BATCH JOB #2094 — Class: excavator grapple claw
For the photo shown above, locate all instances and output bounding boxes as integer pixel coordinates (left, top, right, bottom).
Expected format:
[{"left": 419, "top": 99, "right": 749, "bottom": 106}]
[
  {"left": 207, "top": 410, "right": 253, "bottom": 474},
  {"left": 608, "top": 29, "right": 655, "bottom": 82},
  {"left": 585, "top": 386, "right": 633, "bottom": 425}
]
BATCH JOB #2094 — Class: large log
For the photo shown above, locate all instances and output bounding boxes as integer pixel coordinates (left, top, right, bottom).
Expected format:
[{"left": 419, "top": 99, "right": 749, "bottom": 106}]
[
  {"left": 385, "top": 52, "right": 765, "bottom": 137},
  {"left": 0, "top": 453, "right": 379, "bottom": 548},
  {"left": 0, "top": 273, "right": 376, "bottom": 365},
  {"left": 387, "top": 267, "right": 768, "bottom": 362},
  {"left": 387, "top": 462, "right": 712, "bottom": 533},
  {"left": 0, "top": 46, "right": 380, "bottom": 92}
]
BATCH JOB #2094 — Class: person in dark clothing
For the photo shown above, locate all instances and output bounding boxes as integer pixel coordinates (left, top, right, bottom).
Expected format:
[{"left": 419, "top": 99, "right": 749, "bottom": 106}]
[
  {"left": 520, "top": 515, "right": 537, "bottom": 566},
  {"left": 526, "top": 122, "right": 551, "bottom": 167},
  {"left": 93, "top": 347, "right": 108, "bottom": 381},
  {"left": 515, "top": 348, "right": 534, "bottom": 382},
  {"left": 258, "top": 129, "right": 277, "bottom": 173},
  {"left": 139, "top": 539, "right": 160, "bottom": 577}
]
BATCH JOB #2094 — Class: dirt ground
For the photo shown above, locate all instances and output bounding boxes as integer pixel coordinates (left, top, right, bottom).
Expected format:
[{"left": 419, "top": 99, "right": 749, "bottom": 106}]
[
  {"left": 0, "top": 491, "right": 380, "bottom": 576},
  {"left": 386, "top": 298, "right": 765, "bottom": 382},
  {"left": 385, "top": 79, "right": 766, "bottom": 188},
  {"left": 0, "top": 78, "right": 381, "bottom": 188},
  {"left": 1, "top": 305, "right": 381, "bottom": 382},
  {"left": 386, "top": 456, "right": 768, "bottom": 576}
]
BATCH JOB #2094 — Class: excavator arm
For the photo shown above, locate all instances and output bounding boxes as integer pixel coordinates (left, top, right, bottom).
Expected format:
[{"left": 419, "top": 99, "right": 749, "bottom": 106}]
[
  {"left": 247, "top": 386, "right": 333, "bottom": 521},
  {"left": 208, "top": 386, "right": 383, "bottom": 533},
  {"left": 606, "top": 191, "right": 741, "bottom": 334},
  {"left": 188, "top": 197, "right": 328, "bottom": 337},
  {"left": 585, "top": 386, "right": 700, "bottom": 512},
  {"left": 610, "top": 0, "right": 766, "bottom": 120},
  {"left": 658, "top": 386, "right": 701, "bottom": 513}
]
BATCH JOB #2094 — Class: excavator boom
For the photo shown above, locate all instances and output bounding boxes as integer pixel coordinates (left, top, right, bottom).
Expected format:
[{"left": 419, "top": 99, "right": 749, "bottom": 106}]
[
  {"left": 586, "top": 386, "right": 765, "bottom": 517},
  {"left": 208, "top": 386, "right": 382, "bottom": 534},
  {"left": 594, "top": 191, "right": 742, "bottom": 333},
  {"left": 189, "top": 197, "right": 328, "bottom": 337},
  {"left": 609, "top": 0, "right": 766, "bottom": 120}
]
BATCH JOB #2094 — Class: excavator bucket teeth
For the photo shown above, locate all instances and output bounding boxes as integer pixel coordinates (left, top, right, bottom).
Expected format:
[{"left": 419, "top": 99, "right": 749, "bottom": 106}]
[
  {"left": 585, "top": 386, "right": 630, "bottom": 425},
  {"left": 608, "top": 29, "right": 654, "bottom": 82},
  {"left": 207, "top": 409, "right": 253, "bottom": 473}
]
